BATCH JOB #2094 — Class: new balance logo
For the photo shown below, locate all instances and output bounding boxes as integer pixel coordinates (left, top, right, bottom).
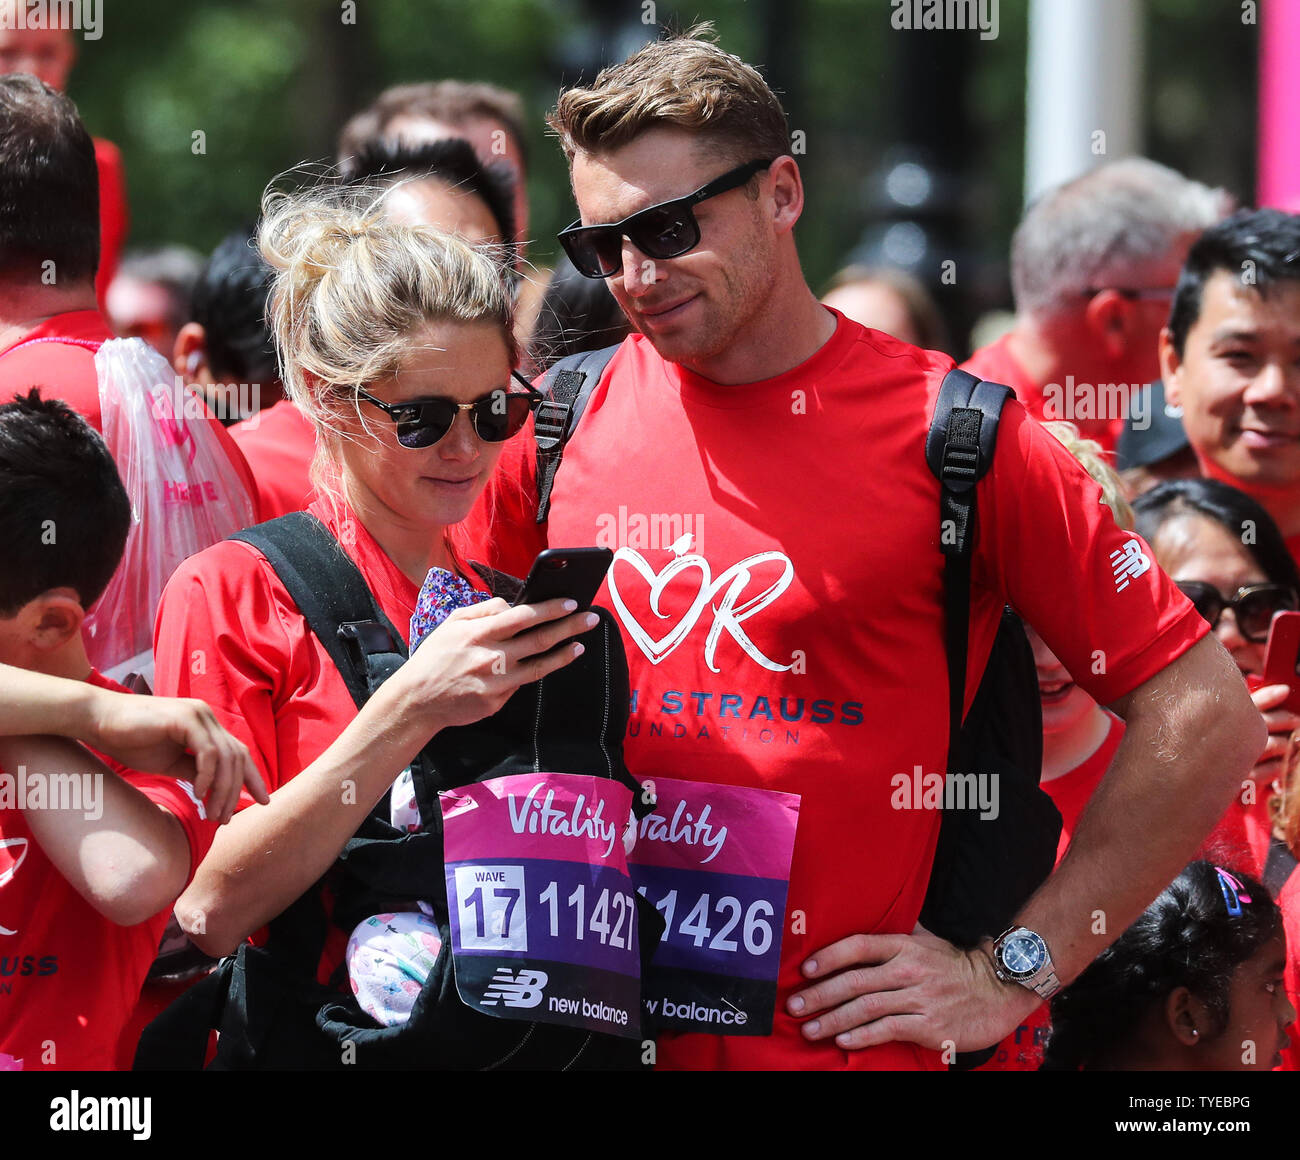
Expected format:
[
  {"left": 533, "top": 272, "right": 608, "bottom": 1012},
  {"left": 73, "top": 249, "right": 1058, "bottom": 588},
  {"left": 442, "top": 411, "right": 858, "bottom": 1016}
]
[
  {"left": 481, "top": 968, "right": 548, "bottom": 1008},
  {"left": 1109, "top": 539, "right": 1151, "bottom": 593}
]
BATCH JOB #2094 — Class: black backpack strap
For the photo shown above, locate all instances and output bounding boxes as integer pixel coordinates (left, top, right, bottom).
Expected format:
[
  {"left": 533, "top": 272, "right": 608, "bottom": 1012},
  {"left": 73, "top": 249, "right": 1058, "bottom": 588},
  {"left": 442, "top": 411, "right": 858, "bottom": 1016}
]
[
  {"left": 469, "top": 559, "right": 524, "bottom": 603},
  {"left": 535, "top": 343, "right": 622, "bottom": 523},
  {"left": 924, "top": 368, "right": 1012, "bottom": 760},
  {"left": 230, "top": 511, "right": 408, "bottom": 710}
]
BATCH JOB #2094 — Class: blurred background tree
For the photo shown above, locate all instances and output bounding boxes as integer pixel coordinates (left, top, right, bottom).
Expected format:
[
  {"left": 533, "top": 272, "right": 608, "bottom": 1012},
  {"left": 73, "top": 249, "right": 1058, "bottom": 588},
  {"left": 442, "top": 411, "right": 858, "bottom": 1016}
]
[{"left": 70, "top": 0, "right": 1258, "bottom": 355}]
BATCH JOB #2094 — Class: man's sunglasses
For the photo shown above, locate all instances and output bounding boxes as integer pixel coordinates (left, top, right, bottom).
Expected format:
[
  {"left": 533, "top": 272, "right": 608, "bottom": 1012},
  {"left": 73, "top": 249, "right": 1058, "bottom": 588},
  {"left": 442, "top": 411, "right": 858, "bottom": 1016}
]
[
  {"left": 557, "top": 158, "right": 776, "bottom": 279},
  {"left": 1174, "top": 580, "right": 1299, "bottom": 643},
  {"left": 357, "top": 371, "right": 543, "bottom": 448}
]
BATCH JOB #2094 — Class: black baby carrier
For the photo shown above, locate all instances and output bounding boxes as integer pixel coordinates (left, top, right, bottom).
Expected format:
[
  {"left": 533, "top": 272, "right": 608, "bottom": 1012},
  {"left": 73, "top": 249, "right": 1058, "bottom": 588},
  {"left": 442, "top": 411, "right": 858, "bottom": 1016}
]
[{"left": 136, "top": 512, "right": 660, "bottom": 1070}]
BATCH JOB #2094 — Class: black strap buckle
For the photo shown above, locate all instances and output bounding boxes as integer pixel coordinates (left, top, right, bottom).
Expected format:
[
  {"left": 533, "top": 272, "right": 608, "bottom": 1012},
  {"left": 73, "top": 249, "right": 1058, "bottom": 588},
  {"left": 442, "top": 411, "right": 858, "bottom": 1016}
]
[
  {"left": 338, "top": 620, "right": 398, "bottom": 657},
  {"left": 534, "top": 399, "right": 572, "bottom": 452}
]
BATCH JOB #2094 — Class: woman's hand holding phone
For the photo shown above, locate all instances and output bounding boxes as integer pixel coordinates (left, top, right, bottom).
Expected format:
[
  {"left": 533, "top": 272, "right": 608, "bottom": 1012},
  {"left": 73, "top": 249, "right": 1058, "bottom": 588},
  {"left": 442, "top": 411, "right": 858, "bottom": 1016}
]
[
  {"left": 391, "top": 596, "right": 597, "bottom": 734},
  {"left": 1247, "top": 683, "right": 1300, "bottom": 783},
  {"left": 1255, "top": 611, "right": 1300, "bottom": 782}
]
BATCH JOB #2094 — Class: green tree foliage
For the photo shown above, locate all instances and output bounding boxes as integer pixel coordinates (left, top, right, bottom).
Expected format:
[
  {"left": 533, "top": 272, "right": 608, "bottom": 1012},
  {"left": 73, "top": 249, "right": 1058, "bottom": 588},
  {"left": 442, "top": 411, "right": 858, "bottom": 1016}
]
[{"left": 66, "top": 0, "right": 1254, "bottom": 317}]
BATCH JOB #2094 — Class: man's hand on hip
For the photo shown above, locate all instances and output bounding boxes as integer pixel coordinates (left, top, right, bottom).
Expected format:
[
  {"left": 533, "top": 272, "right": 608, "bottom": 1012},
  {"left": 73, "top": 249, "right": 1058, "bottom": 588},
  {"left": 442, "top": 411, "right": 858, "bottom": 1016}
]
[{"left": 786, "top": 924, "right": 1041, "bottom": 1052}]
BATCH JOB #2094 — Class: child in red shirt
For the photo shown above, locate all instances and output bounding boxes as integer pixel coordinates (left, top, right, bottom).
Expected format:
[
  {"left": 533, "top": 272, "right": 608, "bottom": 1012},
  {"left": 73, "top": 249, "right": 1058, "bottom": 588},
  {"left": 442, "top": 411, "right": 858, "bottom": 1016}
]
[{"left": 0, "top": 391, "right": 265, "bottom": 1069}]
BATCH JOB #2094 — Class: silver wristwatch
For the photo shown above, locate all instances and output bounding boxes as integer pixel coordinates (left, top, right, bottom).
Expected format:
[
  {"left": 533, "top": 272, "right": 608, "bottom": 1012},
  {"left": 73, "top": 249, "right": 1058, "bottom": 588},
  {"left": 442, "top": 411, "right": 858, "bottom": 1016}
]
[{"left": 990, "top": 926, "right": 1061, "bottom": 999}]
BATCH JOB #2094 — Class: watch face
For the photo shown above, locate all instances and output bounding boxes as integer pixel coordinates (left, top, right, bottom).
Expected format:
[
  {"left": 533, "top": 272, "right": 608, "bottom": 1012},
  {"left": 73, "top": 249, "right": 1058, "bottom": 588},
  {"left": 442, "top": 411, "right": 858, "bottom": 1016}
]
[{"left": 1001, "top": 932, "right": 1046, "bottom": 977}]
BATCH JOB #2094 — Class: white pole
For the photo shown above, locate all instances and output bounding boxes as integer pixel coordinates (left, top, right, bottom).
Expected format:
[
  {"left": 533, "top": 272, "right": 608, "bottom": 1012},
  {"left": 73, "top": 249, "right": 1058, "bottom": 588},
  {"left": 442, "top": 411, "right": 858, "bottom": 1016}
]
[{"left": 1025, "top": 0, "right": 1144, "bottom": 206}]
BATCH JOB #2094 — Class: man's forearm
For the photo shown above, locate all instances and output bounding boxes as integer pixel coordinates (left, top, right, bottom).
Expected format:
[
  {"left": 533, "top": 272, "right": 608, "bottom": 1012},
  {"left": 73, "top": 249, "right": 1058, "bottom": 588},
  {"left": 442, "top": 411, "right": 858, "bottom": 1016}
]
[{"left": 1014, "top": 634, "right": 1263, "bottom": 984}]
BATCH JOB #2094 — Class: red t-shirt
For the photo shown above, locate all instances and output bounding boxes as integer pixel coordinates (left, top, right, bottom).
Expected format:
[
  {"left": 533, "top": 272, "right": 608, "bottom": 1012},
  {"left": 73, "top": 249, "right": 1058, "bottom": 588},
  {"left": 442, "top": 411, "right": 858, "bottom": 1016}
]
[
  {"left": 0, "top": 671, "right": 215, "bottom": 1071},
  {"left": 153, "top": 498, "right": 482, "bottom": 798},
  {"left": 0, "top": 309, "right": 262, "bottom": 517},
  {"left": 229, "top": 400, "right": 317, "bottom": 520},
  {"left": 1277, "top": 861, "right": 1300, "bottom": 1071},
  {"left": 962, "top": 333, "right": 1121, "bottom": 455},
  {"left": 94, "top": 138, "right": 128, "bottom": 308},
  {"left": 1044, "top": 714, "right": 1126, "bottom": 864},
  {"left": 480, "top": 311, "right": 1209, "bottom": 1070}
]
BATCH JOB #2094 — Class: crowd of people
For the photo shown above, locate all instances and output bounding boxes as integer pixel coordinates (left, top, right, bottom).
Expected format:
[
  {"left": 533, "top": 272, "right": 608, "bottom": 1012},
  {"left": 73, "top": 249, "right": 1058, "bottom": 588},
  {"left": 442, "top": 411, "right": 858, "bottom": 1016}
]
[{"left": 1, "top": 17, "right": 1298, "bottom": 1075}]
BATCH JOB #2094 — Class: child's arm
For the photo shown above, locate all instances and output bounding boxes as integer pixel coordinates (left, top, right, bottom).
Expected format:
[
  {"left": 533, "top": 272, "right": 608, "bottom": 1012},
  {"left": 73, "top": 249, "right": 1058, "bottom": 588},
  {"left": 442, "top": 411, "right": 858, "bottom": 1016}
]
[
  {"left": 0, "top": 663, "right": 268, "bottom": 822},
  {"left": 0, "top": 663, "right": 106, "bottom": 736},
  {"left": 0, "top": 734, "right": 193, "bottom": 926}
]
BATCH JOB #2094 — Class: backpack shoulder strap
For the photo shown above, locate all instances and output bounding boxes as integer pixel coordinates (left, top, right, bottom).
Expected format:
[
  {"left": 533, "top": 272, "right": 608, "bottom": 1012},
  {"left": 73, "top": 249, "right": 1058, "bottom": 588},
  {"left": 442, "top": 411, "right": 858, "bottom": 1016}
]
[
  {"left": 925, "top": 368, "right": 1013, "bottom": 762},
  {"left": 534, "top": 343, "right": 622, "bottom": 523},
  {"left": 229, "top": 511, "right": 407, "bottom": 710}
]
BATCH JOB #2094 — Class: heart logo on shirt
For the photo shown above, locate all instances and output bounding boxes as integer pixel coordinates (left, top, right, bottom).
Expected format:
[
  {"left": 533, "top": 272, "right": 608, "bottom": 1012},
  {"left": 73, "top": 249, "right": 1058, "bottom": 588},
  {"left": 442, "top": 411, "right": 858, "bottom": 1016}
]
[
  {"left": 606, "top": 535, "right": 797, "bottom": 672},
  {"left": 0, "top": 837, "right": 29, "bottom": 936},
  {"left": 606, "top": 535, "right": 714, "bottom": 664}
]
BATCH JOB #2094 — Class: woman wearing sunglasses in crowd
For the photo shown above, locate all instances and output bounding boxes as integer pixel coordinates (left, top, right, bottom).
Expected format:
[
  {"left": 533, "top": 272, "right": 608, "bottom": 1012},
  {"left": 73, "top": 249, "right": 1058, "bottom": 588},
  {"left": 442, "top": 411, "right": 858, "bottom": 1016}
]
[
  {"left": 151, "top": 183, "right": 596, "bottom": 961},
  {"left": 1134, "top": 477, "right": 1300, "bottom": 875}
]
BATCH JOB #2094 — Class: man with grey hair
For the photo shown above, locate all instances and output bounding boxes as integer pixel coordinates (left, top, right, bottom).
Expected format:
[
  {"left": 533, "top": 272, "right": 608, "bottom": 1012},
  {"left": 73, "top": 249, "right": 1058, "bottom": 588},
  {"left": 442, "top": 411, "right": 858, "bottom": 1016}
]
[{"left": 963, "top": 158, "right": 1228, "bottom": 454}]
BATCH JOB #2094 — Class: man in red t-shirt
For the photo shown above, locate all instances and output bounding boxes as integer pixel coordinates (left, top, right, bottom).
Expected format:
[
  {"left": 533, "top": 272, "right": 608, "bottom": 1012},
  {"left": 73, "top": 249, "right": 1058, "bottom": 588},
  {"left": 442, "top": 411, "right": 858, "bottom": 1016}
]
[
  {"left": 0, "top": 10, "right": 127, "bottom": 303},
  {"left": 962, "top": 159, "right": 1227, "bottom": 456},
  {"left": 0, "top": 391, "right": 266, "bottom": 1069},
  {"left": 474, "top": 31, "right": 1265, "bottom": 1071},
  {"left": 0, "top": 76, "right": 258, "bottom": 511},
  {"left": 1159, "top": 208, "right": 1300, "bottom": 569}
]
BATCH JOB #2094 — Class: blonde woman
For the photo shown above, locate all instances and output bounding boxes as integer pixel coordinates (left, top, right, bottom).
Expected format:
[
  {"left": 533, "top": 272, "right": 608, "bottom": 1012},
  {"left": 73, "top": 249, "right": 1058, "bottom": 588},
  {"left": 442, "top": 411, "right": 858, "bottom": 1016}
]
[{"left": 151, "top": 188, "right": 594, "bottom": 1020}]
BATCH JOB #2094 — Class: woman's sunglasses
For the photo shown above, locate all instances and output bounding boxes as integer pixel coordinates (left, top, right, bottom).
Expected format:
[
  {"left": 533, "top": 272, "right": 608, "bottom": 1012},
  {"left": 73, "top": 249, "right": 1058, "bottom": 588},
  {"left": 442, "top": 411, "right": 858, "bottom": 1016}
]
[
  {"left": 557, "top": 158, "right": 775, "bottom": 280},
  {"left": 357, "top": 371, "right": 543, "bottom": 449},
  {"left": 1174, "top": 580, "right": 1299, "bottom": 643}
]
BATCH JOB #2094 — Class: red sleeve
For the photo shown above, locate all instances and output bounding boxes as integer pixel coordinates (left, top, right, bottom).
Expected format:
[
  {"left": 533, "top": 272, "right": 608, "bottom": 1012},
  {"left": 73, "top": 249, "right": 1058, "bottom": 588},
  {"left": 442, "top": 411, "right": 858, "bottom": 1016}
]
[
  {"left": 973, "top": 399, "right": 1210, "bottom": 705},
  {"left": 455, "top": 412, "right": 547, "bottom": 579},
  {"left": 121, "top": 773, "right": 216, "bottom": 880},
  {"left": 153, "top": 539, "right": 293, "bottom": 800},
  {"left": 94, "top": 139, "right": 128, "bottom": 308},
  {"left": 1280, "top": 873, "right": 1300, "bottom": 1071}
]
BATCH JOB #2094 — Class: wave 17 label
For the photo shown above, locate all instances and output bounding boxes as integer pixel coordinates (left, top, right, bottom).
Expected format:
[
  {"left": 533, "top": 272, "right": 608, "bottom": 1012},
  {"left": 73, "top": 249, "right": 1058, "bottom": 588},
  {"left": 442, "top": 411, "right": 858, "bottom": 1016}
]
[{"left": 441, "top": 774, "right": 641, "bottom": 1039}]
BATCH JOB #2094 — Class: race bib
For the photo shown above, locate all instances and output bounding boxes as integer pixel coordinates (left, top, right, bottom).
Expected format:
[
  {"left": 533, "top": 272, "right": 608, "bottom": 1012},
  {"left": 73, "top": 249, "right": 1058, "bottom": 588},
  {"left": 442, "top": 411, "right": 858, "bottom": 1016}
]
[
  {"left": 441, "top": 773, "right": 641, "bottom": 1039},
  {"left": 628, "top": 777, "right": 800, "bottom": 1035}
]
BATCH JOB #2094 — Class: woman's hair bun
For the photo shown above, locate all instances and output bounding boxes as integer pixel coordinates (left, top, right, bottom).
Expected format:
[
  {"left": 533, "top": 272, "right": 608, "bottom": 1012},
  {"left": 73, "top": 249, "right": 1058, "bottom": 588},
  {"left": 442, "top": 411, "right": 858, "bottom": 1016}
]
[{"left": 259, "top": 188, "right": 376, "bottom": 289}]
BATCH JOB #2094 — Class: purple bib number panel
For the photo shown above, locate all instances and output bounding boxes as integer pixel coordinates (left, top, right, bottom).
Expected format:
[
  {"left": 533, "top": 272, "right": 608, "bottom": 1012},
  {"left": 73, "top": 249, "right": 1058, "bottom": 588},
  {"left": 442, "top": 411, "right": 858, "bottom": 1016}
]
[
  {"left": 628, "top": 777, "right": 800, "bottom": 1036},
  {"left": 441, "top": 773, "right": 640, "bottom": 1039}
]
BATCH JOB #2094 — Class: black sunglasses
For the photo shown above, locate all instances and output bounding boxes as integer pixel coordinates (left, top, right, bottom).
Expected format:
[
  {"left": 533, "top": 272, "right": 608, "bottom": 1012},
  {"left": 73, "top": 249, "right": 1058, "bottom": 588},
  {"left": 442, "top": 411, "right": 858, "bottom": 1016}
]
[
  {"left": 557, "top": 158, "right": 776, "bottom": 279},
  {"left": 1175, "top": 580, "right": 1299, "bottom": 643},
  {"left": 357, "top": 371, "right": 543, "bottom": 448}
]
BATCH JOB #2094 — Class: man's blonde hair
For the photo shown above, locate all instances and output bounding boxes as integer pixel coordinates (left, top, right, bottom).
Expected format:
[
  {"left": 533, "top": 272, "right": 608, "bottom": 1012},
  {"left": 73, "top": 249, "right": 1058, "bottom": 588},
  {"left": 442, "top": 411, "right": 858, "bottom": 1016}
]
[{"left": 548, "top": 24, "right": 789, "bottom": 165}]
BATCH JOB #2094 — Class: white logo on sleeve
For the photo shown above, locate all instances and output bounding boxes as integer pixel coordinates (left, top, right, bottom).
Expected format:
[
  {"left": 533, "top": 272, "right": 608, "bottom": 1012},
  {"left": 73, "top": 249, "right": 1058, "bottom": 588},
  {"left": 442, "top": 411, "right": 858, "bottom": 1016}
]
[
  {"left": 482, "top": 968, "right": 548, "bottom": 1008},
  {"left": 1109, "top": 539, "right": 1152, "bottom": 592}
]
